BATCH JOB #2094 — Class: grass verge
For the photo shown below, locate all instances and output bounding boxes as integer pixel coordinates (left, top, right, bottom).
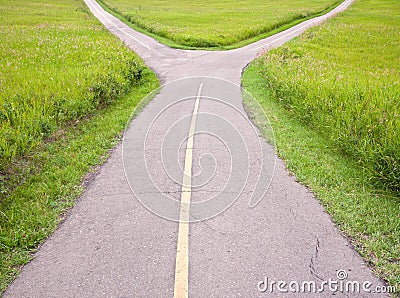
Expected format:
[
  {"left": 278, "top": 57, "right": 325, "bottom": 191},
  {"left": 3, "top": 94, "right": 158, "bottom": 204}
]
[
  {"left": 0, "top": 0, "right": 159, "bottom": 293},
  {"left": 0, "top": 0, "right": 145, "bottom": 177},
  {"left": 0, "top": 71, "right": 158, "bottom": 293},
  {"left": 243, "top": 61, "right": 399, "bottom": 293},
  {"left": 242, "top": 0, "right": 399, "bottom": 291},
  {"left": 98, "top": 0, "right": 343, "bottom": 49},
  {"left": 250, "top": 0, "right": 400, "bottom": 192}
]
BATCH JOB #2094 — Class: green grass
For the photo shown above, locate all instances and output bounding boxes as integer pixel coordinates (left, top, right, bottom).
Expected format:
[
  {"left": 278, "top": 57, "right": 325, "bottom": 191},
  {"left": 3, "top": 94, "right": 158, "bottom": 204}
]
[
  {"left": 99, "top": 0, "right": 343, "bottom": 49},
  {"left": 243, "top": 62, "right": 400, "bottom": 294},
  {"left": 242, "top": 0, "right": 399, "bottom": 291},
  {"left": 0, "top": 0, "right": 145, "bottom": 177},
  {"left": 253, "top": 0, "right": 400, "bottom": 192},
  {"left": 0, "top": 0, "right": 159, "bottom": 292}
]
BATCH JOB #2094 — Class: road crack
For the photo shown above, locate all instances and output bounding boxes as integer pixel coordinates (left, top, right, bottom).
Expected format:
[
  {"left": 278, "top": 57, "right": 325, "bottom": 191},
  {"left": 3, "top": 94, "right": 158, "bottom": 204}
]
[{"left": 309, "top": 237, "right": 324, "bottom": 281}]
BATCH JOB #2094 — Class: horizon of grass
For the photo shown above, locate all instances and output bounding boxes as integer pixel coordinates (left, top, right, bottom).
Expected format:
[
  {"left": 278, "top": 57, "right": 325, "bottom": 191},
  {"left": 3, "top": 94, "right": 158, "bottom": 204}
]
[
  {"left": 242, "top": 0, "right": 399, "bottom": 291},
  {"left": 0, "top": 0, "right": 159, "bottom": 292},
  {"left": 98, "top": 0, "right": 343, "bottom": 49}
]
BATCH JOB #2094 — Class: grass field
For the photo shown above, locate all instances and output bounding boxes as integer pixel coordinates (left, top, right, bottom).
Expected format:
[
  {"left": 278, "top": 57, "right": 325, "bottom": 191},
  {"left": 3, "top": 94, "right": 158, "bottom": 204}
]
[
  {"left": 0, "top": 0, "right": 147, "bottom": 189},
  {"left": 251, "top": 0, "right": 400, "bottom": 193},
  {"left": 0, "top": 0, "right": 158, "bottom": 292},
  {"left": 243, "top": 0, "right": 399, "bottom": 290},
  {"left": 99, "top": 0, "right": 342, "bottom": 48}
]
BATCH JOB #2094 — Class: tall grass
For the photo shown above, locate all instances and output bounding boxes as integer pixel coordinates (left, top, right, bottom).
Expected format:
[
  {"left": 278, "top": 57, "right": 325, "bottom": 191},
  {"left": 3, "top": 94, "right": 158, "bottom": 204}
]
[
  {"left": 256, "top": 0, "right": 400, "bottom": 192},
  {"left": 0, "top": 0, "right": 144, "bottom": 180},
  {"left": 0, "top": 0, "right": 159, "bottom": 291},
  {"left": 99, "top": 0, "right": 342, "bottom": 48}
]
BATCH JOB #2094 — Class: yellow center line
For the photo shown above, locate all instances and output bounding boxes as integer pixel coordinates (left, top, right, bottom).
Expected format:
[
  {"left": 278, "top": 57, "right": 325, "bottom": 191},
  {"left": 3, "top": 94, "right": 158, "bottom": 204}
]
[{"left": 173, "top": 82, "right": 203, "bottom": 298}]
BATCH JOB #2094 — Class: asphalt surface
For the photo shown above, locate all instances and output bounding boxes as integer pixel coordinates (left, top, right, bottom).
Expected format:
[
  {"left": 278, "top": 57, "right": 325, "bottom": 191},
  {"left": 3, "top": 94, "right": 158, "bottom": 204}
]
[{"left": 5, "top": 0, "right": 391, "bottom": 297}]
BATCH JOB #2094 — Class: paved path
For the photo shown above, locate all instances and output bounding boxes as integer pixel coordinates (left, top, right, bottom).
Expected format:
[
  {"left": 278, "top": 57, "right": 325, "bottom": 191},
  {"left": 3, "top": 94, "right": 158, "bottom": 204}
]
[{"left": 5, "top": 0, "right": 389, "bottom": 297}]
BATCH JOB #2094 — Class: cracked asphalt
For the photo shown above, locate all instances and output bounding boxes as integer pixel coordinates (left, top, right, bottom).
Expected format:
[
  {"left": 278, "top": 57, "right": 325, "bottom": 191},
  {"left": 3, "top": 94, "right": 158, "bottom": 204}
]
[{"left": 4, "top": 0, "right": 390, "bottom": 297}]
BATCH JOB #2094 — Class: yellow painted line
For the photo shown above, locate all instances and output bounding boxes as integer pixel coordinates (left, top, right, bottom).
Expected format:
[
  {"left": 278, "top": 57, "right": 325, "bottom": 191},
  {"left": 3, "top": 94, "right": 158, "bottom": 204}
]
[{"left": 173, "top": 82, "right": 203, "bottom": 298}]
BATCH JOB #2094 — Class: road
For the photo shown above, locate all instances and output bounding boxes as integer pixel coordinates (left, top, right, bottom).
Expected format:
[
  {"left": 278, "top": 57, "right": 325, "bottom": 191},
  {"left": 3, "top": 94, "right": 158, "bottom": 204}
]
[{"left": 4, "top": 0, "right": 390, "bottom": 297}]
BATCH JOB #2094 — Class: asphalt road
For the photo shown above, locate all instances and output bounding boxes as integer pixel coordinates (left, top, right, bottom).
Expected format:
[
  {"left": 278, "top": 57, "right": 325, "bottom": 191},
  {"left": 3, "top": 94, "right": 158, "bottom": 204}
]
[{"left": 5, "top": 0, "right": 390, "bottom": 297}]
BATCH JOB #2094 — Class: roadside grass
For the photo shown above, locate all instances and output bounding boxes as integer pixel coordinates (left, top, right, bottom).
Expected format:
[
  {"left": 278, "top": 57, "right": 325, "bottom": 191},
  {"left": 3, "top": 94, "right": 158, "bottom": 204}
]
[
  {"left": 0, "top": 71, "right": 157, "bottom": 292},
  {"left": 98, "top": 0, "right": 342, "bottom": 49},
  {"left": 242, "top": 0, "right": 399, "bottom": 290},
  {"left": 0, "top": 0, "right": 159, "bottom": 292},
  {"left": 250, "top": 0, "right": 400, "bottom": 193},
  {"left": 243, "top": 62, "right": 400, "bottom": 292},
  {"left": 0, "top": 0, "right": 145, "bottom": 181},
  {"left": 0, "top": 71, "right": 158, "bottom": 292}
]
